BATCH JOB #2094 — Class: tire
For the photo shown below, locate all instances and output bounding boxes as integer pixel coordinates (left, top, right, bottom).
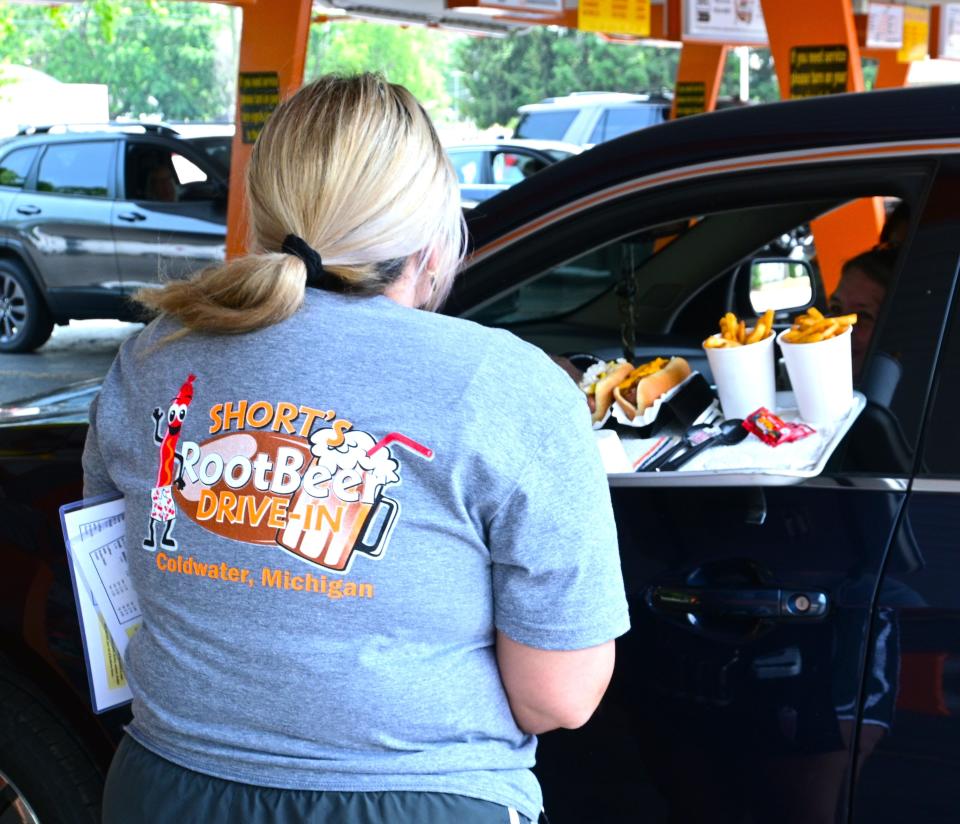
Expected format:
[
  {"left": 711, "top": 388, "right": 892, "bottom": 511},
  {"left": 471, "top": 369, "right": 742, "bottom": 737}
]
[
  {"left": 0, "top": 260, "right": 54, "bottom": 353},
  {"left": 0, "top": 676, "right": 104, "bottom": 824}
]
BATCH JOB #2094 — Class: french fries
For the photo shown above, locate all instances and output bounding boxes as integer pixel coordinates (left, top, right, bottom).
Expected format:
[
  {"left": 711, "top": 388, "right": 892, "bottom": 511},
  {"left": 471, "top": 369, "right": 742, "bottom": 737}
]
[
  {"left": 781, "top": 309, "right": 857, "bottom": 344},
  {"left": 703, "top": 309, "right": 775, "bottom": 349}
]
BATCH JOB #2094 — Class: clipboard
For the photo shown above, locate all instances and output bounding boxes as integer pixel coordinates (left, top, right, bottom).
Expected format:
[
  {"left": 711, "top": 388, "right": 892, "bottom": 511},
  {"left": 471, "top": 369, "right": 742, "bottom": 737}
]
[{"left": 59, "top": 493, "right": 136, "bottom": 714}]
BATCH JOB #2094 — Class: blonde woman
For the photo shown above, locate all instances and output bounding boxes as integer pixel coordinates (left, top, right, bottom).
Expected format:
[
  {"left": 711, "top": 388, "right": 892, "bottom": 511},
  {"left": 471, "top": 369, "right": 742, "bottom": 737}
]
[{"left": 84, "top": 74, "right": 629, "bottom": 824}]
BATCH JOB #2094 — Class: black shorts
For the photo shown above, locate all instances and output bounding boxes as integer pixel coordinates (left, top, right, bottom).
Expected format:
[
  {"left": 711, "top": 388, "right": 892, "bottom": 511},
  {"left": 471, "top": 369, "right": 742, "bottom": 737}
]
[{"left": 103, "top": 736, "right": 537, "bottom": 824}]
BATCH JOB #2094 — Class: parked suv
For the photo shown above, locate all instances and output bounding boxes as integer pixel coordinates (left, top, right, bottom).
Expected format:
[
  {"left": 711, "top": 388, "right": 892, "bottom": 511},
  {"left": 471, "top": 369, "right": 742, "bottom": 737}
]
[
  {"left": 513, "top": 91, "right": 670, "bottom": 146},
  {"left": 0, "top": 123, "right": 229, "bottom": 353}
]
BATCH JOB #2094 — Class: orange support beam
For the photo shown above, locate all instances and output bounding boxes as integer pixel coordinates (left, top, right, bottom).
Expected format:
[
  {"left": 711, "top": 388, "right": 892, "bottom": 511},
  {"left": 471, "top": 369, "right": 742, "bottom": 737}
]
[
  {"left": 671, "top": 42, "right": 728, "bottom": 118},
  {"left": 226, "top": 0, "right": 313, "bottom": 260},
  {"left": 867, "top": 48, "right": 911, "bottom": 89},
  {"left": 759, "top": 0, "right": 864, "bottom": 97},
  {"left": 760, "top": 0, "right": 880, "bottom": 296}
]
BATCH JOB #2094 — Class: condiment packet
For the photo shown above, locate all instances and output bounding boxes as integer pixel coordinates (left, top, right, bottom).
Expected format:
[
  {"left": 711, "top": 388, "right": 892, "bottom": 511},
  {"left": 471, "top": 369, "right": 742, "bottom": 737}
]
[{"left": 743, "top": 407, "right": 816, "bottom": 447}]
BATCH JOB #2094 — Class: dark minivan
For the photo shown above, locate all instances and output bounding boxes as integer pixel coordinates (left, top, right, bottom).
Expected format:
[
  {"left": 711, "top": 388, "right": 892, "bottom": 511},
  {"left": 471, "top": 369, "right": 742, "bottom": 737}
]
[{"left": 3, "top": 86, "right": 960, "bottom": 823}]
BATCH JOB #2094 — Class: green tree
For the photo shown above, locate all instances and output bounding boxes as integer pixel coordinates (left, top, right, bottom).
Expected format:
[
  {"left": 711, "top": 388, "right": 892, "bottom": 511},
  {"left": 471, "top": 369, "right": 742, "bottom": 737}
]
[
  {"left": 455, "top": 27, "right": 679, "bottom": 129},
  {"left": 307, "top": 21, "right": 453, "bottom": 119},
  {"left": 719, "top": 47, "right": 780, "bottom": 103},
  {"left": 0, "top": 0, "right": 236, "bottom": 121}
]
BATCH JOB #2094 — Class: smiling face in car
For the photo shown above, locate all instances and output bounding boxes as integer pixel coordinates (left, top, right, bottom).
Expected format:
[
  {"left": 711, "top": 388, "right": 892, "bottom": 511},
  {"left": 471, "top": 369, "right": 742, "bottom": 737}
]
[{"left": 829, "top": 265, "right": 887, "bottom": 377}]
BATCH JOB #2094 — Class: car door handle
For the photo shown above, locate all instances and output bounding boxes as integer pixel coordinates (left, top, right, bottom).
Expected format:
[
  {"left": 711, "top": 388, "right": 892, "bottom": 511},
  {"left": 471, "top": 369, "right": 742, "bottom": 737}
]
[
  {"left": 117, "top": 211, "right": 147, "bottom": 222},
  {"left": 648, "top": 585, "right": 828, "bottom": 620},
  {"left": 15, "top": 205, "right": 41, "bottom": 216}
]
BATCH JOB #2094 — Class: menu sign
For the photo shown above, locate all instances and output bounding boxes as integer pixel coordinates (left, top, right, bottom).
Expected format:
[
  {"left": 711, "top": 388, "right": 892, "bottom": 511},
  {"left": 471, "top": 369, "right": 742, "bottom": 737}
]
[
  {"left": 675, "top": 82, "right": 707, "bottom": 118},
  {"left": 579, "top": 0, "right": 651, "bottom": 36},
  {"left": 789, "top": 45, "right": 849, "bottom": 99},
  {"left": 866, "top": 2, "right": 904, "bottom": 49},
  {"left": 897, "top": 5, "right": 930, "bottom": 63},
  {"left": 939, "top": 3, "right": 960, "bottom": 60},
  {"left": 683, "top": 0, "right": 767, "bottom": 45}
]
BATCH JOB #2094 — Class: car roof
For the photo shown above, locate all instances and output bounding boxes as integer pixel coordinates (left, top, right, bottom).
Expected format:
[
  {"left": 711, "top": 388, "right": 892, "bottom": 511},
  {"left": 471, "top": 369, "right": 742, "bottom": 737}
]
[
  {"left": 519, "top": 91, "right": 669, "bottom": 111},
  {"left": 468, "top": 84, "right": 960, "bottom": 250},
  {"left": 446, "top": 138, "right": 583, "bottom": 155}
]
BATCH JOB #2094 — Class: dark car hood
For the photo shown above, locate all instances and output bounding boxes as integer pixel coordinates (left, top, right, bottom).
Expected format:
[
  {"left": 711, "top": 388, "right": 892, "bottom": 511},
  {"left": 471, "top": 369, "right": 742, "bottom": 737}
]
[{"left": 0, "top": 379, "right": 100, "bottom": 427}]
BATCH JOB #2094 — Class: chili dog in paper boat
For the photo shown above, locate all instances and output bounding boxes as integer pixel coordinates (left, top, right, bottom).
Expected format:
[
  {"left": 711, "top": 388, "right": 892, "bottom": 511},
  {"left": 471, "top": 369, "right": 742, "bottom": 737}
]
[{"left": 580, "top": 356, "right": 692, "bottom": 427}]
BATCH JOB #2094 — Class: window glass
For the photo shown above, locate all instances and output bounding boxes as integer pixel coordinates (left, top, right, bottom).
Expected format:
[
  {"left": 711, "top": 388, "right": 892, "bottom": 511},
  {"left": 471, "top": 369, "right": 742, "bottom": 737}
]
[
  {"left": 602, "top": 106, "right": 659, "bottom": 141},
  {"left": 466, "top": 239, "right": 652, "bottom": 327},
  {"left": 125, "top": 144, "right": 209, "bottom": 202},
  {"left": 588, "top": 112, "right": 608, "bottom": 145},
  {"left": 466, "top": 192, "right": 932, "bottom": 479},
  {"left": 0, "top": 147, "right": 38, "bottom": 189},
  {"left": 514, "top": 111, "right": 577, "bottom": 141},
  {"left": 448, "top": 150, "right": 485, "bottom": 185},
  {"left": 491, "top": 151, "right": 547, "bottom": 184},
  {"left": 37, "top": 142, "right": 112, "bottom": 197}
]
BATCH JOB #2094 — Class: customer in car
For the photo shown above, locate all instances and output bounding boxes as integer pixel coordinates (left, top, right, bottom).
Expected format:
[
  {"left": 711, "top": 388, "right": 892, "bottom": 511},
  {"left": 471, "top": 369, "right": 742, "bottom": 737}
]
[
  {"left": 84, "top": 73, "right": 628, "bottom": 824},
  {"left": 829, "top": 244, "right": 898, "bottom": 379}
]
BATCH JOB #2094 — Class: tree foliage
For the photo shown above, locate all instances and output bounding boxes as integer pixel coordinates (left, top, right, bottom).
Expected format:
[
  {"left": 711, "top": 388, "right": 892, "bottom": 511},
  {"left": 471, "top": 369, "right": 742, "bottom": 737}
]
[
  {"left": 0, "top": 0, "right": 236, "bottom": 121},
  {"left": 455, "top": 28, "right": 679, "bottom": 128},
  {"left": 307, "top": 21, "right": 452, "bottom": 118}
]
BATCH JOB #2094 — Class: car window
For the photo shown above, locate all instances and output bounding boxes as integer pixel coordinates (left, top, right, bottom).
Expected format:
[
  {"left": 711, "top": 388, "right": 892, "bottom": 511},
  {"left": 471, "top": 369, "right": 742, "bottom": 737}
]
[
  {"left": 514, "top": 111, "right": 577, "bottom": 141},
  {"left": 463, "top": 188, "right": 942, "bottom": 479},
  {"left": 449, "top": 150, "right": 485, "bottom": 185},
  {"left": 491, "top": 151, "right": 547, "bottom": 184},
  {"left": 466, "top": 236, "right": 658, "bottom": 327},
  {"left": 0, "top": 146, "right": 39, "bottom": 189},
  {"left": 125, "top": 143, "right": 210, "bottom": 203},
  {"left": 588, "top": 113, "right": 607, "bottom": 145},
  {"left": 601, "top": 106, "right": 661, "bottom": 142},
  {"left": 37, "top": 142, "right": 112, "bottom": 197}
]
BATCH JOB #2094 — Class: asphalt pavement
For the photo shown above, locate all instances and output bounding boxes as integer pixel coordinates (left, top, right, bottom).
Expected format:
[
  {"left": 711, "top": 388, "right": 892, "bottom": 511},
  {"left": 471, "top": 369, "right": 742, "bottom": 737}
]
[{"left": 0, "top": 320, "right": 143, "bottom": 404}]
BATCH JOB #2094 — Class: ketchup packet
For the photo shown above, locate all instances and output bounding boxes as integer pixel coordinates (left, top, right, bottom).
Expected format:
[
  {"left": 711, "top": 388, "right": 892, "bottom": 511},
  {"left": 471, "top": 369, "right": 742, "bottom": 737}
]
[{"left": 743, "top": 407, "right": 816, "bottom": 446}]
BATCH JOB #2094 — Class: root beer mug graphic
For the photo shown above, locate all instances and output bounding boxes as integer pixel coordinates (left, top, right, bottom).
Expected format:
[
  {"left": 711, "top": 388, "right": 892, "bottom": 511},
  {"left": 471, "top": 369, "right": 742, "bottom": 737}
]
[
  {"left": 279, "top": 424, "right": 404, "bottom": 572},
  {"left": 171, "top": 401, "right": 434, "bottom": 574}
]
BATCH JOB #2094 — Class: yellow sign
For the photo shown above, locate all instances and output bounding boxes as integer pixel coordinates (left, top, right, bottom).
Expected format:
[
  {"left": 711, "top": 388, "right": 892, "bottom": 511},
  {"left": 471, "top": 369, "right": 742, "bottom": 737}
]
[
  {"left": 578, "top": 0, "right": 651, "bottom": 37},
  {"left": 898, "top": 5, "right": 930, "bottom": 63},
  {"left": 239, "top": 72, "right": 281, "bottom": 145}
]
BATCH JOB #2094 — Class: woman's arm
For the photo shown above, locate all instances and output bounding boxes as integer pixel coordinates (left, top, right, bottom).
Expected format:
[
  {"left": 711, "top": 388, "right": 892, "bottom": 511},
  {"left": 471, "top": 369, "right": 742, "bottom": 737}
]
[{"left": 496, "top": 630, "right": 616, "bottom": 735}]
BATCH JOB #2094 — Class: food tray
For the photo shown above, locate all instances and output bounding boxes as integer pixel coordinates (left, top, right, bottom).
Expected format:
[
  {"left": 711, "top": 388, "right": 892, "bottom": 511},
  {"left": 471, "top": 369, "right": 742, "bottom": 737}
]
[{"left": 605, "top": 391, "right": 866, "bottom": 488}]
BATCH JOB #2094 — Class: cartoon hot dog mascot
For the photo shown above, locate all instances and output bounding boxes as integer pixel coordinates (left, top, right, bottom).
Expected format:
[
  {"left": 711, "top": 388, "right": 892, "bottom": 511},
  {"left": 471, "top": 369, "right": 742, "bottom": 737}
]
[{"left": 613, "top": 356, "right": 691, "bottom": 420}]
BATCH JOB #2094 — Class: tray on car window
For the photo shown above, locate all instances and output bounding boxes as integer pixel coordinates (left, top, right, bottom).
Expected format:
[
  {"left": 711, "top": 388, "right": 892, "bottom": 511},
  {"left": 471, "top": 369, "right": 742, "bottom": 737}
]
[{"left": 603, "top": 391, "right": 867, "bottom": 487}]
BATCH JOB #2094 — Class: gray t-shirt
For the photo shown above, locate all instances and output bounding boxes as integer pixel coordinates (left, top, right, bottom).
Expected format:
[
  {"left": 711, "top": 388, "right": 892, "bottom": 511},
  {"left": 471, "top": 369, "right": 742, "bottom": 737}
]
[{"left": 83, "top": 289, "right": 630, "bottom": 820}]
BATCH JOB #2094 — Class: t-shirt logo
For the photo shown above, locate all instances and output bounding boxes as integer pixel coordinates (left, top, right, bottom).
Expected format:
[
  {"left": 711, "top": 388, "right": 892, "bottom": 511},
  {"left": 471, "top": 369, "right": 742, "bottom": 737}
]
[{"left": 144, "top": 379, "right": 433, "bottom": 575}]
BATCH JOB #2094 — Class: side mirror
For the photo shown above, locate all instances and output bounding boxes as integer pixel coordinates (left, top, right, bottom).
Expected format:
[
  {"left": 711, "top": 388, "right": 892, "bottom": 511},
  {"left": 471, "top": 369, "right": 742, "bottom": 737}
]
[{"left": 749, "top": 258, "right": 814, "bottom": 314}]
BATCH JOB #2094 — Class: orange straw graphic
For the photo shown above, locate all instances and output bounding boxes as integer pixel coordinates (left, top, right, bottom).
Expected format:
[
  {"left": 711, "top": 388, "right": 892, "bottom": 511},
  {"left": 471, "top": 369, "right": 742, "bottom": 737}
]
[{"left": 369, "top": 432, "right": 433, "bottom": 460}]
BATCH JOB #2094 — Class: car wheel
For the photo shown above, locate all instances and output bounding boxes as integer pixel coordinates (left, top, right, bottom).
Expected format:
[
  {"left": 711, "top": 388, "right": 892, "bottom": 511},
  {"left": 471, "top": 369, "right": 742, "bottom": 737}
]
[
  {"left": 0, "top": 261, "right": 54, "bottom": 353},
  {"left": 0, "top": 676, "right": 103, "bottom": 823}
]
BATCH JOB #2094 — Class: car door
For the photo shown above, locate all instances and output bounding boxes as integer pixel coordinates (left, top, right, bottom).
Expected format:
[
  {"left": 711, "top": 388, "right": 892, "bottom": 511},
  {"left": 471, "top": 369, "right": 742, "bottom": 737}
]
[
  {"left": 10, "top": 139, "right": 119, "bottom": 298},
  {"left": 112, "top": 138, "right": 226, "bottom": 293},
  {"left": 849, "top": 160, "right": 960, "bottom": 823},
  {"left": 454, "top": 154, "right": 952, "bottom": 823}
]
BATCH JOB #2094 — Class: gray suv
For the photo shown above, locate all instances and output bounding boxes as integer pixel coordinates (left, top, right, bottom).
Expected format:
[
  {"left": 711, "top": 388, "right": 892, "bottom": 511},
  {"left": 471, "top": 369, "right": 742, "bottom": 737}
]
[{"left": 0, "top": 124, "right": 229, "bottom": 352}]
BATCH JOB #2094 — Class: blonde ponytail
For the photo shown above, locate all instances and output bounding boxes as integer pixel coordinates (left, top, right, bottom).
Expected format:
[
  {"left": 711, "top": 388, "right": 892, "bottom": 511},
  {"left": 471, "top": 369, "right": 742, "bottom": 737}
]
[
  {"left": 137, "top": 72, "right": 464, "bottom": 337},
  {"left": 135, "top": 253, "right": 309, "bottom": 336}
]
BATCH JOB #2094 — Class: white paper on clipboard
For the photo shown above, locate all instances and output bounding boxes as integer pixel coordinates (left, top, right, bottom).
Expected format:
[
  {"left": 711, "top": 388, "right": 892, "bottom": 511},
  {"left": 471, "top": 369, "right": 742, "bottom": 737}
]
[{"left": 59, "top": 494, "right": 136, "bottom": 713}]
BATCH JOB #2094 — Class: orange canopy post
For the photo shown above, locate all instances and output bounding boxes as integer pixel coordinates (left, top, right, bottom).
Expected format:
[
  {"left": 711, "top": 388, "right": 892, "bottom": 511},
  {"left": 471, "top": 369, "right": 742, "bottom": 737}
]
[
  {"left": 760, "top": 0, "right": 881, "bottom": 297},
  {"left": 226, "top": 0, "right": 313, "bottom": 260},
  {"left": 671, "top": 42, "right": 728, "bottom": 119}
]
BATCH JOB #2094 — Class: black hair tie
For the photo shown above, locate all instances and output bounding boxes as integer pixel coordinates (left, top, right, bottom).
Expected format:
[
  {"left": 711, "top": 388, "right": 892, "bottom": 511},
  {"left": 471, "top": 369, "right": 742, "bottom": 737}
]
[{"left": 281, "top": 234, "right": 330, "bottom": 290}]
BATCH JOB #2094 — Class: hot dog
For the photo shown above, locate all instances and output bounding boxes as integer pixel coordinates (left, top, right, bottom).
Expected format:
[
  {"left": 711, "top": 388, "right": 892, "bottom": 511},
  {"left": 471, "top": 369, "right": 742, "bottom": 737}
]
[
  {"left": 613, "top": 356, "right": 691, "bottom": 420},
  {"left": 579, "top": 359, "right": 634, "bottom": 423}
]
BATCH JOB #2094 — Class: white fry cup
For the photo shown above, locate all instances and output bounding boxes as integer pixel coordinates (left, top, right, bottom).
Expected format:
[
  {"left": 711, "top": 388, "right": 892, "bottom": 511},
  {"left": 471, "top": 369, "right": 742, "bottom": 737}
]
[
  {"left": 777, "top": 325, "right": 853, "bottom": 424},
  {"left": 703, "top": 332, "right": 776, "bottom": 420}
]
